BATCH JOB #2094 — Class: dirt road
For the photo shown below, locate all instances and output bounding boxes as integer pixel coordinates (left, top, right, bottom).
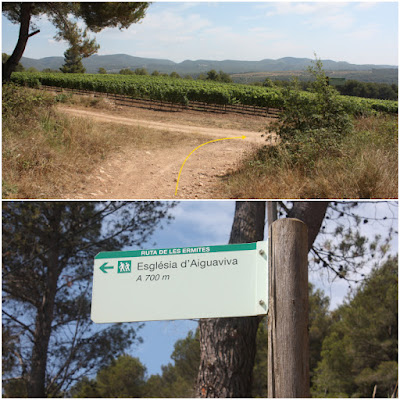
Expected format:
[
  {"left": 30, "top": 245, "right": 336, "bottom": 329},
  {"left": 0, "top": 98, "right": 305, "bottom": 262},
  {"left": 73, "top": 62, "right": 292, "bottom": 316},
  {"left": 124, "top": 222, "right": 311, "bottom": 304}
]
[{"left": 58, "top": 106, "right": 269, "bottom": 199}]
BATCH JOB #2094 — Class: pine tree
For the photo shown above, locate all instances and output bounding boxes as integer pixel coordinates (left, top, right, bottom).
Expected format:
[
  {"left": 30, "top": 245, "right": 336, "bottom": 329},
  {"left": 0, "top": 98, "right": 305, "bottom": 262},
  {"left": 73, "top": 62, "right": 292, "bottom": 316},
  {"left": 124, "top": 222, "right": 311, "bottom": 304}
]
[
  {"left": 2, "top": 201, "right": 174, "bottom": 397},
  {"left": 60, "top": 47, "right": 86, "bottom": 74},
  {"left": 311, "top": 257, "right": 398, "bottom": 398},
  {"left": 2, "top": 3, "right": 149, "bottom": 81},
  {"left": 70, "top": 355, "right": 147, "bottom": 398}
]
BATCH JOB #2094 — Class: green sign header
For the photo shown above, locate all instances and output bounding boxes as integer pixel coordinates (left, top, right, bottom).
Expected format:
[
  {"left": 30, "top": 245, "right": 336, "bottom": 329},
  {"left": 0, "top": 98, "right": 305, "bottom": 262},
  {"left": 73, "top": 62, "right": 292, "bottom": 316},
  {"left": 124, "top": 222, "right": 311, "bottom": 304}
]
[{"left": 95, "top": 242, "right": 257, "bottom": 259}]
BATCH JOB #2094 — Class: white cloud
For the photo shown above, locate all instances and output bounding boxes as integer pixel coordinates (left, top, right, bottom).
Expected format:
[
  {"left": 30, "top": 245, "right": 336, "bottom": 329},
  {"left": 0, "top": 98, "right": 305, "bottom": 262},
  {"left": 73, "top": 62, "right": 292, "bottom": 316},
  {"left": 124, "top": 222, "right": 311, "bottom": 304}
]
[
  {"left": 306, "top": 12, "right": 355, "bottom": 31},
  {"left": 264, "top": 2, "right": 355, "bottom": 31},
  {"left": 354, "top": 2, "right": 378, "bottom": 11},
  {"left": 96, "top": 9, "right": 211, "bottom": 54},
  {"left": 139, "top": 10, "right": 211, "bottom": 35},
  {"left": 265, "top": 2, "right": 347, "bottom": 17},
  {"left": 344, "top": 23, "right": 381, "bottom": 40}
]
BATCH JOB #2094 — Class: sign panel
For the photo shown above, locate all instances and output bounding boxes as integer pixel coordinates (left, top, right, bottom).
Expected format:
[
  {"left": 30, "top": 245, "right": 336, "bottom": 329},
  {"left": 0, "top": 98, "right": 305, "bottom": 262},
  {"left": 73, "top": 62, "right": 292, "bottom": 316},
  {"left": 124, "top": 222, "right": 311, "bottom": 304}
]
[{"left": 91, "top": 241, "right": 268, "bottom": 323}]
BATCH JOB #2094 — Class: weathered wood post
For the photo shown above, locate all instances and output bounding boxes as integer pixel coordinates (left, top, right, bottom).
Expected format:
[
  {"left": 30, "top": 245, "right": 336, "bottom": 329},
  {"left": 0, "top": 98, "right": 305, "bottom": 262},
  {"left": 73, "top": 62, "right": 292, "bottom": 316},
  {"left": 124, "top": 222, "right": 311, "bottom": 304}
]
[{"left": 268, "top": 218, "right": 310, "bottom": 398}]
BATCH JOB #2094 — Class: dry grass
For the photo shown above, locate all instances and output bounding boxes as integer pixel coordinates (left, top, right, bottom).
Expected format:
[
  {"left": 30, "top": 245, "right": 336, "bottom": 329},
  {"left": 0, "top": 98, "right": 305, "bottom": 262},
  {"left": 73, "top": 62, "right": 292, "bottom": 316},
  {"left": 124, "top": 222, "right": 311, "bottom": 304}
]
[
  {"left": 221, "top": 114, "right": 398, "bottom": 199},
  {"left": 2, "top": 86, "right": 196, "bottom": 198},
  {"left": 47, "top": 89, "right": 269, "bottom": 133},
  {"left": 3, "top": 85, "right": 397, "bottom": 199}
]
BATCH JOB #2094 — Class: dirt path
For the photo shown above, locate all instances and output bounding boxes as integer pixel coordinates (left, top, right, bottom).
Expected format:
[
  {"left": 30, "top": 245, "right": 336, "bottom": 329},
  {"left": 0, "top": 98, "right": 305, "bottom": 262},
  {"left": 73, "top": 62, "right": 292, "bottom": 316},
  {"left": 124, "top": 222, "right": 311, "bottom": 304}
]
[{"left": 58, "top": 106, "right": 269, "bottom": 199}]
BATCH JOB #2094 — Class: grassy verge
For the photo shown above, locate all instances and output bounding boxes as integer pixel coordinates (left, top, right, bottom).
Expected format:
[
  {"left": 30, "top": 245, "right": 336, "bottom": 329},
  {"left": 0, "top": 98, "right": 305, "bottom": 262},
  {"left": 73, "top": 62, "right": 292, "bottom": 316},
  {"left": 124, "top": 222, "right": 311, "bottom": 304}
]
[
  {"left": 221, "top": 113, "right": 398, "bottom": 199},
  {"left": 2, "top": 85, "right": 189, "bottom": 199}
]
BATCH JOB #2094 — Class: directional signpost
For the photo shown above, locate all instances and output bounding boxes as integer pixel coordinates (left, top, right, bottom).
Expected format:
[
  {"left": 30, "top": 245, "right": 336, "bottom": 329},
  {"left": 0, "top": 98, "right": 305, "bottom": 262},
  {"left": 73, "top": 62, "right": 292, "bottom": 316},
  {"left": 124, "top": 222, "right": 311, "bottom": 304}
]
[{"left": 91, "top": 241, "right": 268, "bottom": 323}]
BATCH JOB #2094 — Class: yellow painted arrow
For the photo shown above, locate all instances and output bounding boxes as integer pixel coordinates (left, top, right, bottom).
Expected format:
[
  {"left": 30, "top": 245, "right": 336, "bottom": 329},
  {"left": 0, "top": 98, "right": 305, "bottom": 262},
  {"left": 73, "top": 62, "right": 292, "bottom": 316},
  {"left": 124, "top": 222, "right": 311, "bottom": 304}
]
[{"left": 175, "top": 135, "right": 246, "bottom": 196}]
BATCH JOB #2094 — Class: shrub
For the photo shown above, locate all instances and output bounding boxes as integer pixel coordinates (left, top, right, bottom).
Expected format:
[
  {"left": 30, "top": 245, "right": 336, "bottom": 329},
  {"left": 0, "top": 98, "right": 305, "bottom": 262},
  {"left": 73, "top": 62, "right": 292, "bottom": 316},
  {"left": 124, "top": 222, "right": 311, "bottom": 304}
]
[
  {"left": 267, "top": 58, "right": 353, "bottom": 169},
  {"left": 2, "top": 83, "right": 53, "bottom": 119}
]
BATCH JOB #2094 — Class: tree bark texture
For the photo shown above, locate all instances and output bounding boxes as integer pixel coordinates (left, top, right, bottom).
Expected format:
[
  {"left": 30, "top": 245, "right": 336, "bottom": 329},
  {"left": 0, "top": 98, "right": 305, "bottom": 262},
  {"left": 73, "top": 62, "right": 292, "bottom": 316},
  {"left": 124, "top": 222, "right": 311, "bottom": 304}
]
[
  {"left": 287, "top": 202, "right": 329, "bottom": 251},
  {"left": 3, "top": 3, "right": 33, "bottom": 81},
  {"left": 28, "top": 207, "right": 62, "bottom": 398},
  {"left": 197, "top": 201, "right": 266, "bottom": 397},
  {"left": 268, "top": 219, "right": 310, "bottom": 398}
]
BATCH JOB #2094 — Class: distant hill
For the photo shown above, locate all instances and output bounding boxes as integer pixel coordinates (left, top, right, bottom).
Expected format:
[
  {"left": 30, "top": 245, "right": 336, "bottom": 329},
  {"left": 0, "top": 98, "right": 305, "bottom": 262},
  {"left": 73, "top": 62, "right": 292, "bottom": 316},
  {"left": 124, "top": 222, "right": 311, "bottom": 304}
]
[{"left": 20, "top": 53, "right": 397, "bottom": 78}]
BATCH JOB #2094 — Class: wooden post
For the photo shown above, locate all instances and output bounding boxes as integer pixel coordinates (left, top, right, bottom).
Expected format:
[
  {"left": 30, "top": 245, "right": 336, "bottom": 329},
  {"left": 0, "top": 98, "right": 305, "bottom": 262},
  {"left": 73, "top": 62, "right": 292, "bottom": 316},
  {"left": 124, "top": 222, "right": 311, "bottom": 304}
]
[
  {"left": 267, "top": 202, "right": 278, "bottom": 229},
  {"left": 268, "top": 218, "right": 310, "bottom": 398}
]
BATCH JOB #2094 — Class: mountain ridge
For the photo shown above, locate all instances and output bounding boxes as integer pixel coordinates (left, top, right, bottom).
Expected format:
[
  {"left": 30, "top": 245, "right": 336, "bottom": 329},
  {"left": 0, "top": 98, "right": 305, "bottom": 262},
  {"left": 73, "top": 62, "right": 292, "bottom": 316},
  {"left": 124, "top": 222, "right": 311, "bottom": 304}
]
[{"left": 19, "top": 54, "right": 397, "bottom": 76}]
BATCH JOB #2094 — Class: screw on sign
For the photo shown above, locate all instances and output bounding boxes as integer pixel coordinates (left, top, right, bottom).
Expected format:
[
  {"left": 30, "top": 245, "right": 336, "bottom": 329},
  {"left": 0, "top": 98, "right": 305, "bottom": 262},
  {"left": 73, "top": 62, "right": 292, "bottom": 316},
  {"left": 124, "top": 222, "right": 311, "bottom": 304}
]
[{"left": 91, "top": 242, "right": 268, "bottom": 323}]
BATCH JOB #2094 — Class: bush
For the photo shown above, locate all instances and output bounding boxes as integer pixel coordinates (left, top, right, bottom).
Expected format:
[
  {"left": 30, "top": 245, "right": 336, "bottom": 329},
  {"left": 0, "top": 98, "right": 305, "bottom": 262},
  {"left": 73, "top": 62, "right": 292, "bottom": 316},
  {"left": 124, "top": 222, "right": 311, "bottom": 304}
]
[
  {"left": 266, "top": 58, "right": 353, "bottom": 169},
  {"left": 2, "top": 83, "right": 54, "bottom": 119}
]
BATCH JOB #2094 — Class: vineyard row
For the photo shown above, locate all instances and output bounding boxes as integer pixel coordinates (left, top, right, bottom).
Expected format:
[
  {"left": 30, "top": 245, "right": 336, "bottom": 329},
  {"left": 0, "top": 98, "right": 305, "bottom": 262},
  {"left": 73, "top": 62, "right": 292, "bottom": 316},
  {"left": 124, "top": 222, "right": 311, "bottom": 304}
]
[
  {"left": 41, "top": 85, "right": 282, "bottom": 118},
  {"left": 11, "top": 72, "right": 398, "bottom": 115}
]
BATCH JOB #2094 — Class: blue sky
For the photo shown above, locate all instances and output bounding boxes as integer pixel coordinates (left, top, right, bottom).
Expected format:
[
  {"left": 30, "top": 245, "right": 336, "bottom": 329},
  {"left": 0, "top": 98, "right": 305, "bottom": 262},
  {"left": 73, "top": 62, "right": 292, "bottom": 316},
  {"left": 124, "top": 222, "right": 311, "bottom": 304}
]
[
  {"left": 119, "top": 200, "right": 398, "bottom": 377},
  {"left": 2, "top": 2, "right": 398, "bottom": 65}
]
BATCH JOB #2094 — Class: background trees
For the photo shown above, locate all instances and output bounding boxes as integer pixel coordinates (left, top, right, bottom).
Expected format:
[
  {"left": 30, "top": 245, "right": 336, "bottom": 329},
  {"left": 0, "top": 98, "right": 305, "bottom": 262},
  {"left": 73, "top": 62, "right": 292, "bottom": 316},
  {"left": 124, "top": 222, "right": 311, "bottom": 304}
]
[
  {"left": 311, "top": 257, "right": 398, "bottom": 397},
  {"left": 195, "top": 201, "right": 396, "bottom": 397},
  {"left": 2, "top": 2, "right": 149, "bottom": 81},
  {"left": 70, "top": 355, "right": 147, "bottom": 398},
  {"left": 69, "top": 264, "right": 397, "bottom": 398},
  {"left": 2, "top": 201, "right": 396, "bottom": 397},
  {"left": 2, "top": 201, "right": 174, "bottom": 397},
  {"left": 204, "top": 69, "right": 233, "bottom": 83}
]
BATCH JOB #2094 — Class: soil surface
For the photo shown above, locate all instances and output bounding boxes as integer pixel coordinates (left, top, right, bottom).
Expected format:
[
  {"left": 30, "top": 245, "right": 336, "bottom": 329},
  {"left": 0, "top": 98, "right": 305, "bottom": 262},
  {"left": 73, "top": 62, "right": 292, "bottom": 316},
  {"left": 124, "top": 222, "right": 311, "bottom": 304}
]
[{"left": 58, "top": 105, "right": 272, "bottom": 199}]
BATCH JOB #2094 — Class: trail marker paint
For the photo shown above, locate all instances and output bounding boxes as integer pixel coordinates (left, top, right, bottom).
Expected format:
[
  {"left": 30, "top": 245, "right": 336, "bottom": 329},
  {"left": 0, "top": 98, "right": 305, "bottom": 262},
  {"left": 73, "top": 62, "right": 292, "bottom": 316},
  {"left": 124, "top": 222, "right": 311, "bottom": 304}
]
[{"left": 174, "top": 136, "right": 246, "bottom": 196}]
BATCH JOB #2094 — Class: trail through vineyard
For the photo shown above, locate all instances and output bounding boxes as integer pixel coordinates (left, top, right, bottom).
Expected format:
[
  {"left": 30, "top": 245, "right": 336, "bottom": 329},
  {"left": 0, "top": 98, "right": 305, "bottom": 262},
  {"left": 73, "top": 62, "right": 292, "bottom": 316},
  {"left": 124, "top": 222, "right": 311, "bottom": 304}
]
[{"left": 58, "top": 105, "right": 272, "bottom": 199}]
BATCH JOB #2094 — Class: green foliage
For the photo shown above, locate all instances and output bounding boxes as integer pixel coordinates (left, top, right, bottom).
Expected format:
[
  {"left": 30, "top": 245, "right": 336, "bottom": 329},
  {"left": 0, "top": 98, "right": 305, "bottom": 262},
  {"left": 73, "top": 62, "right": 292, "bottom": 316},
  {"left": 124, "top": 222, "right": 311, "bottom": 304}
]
[
  {"left": 42, "top": 68, "right": 61, "bottom": 74},
  {"left": 60, "top": 47, "right": 86, "bottom": 74},
  {"left": 135, "top": 67, "right": 148, "bottom": 76},
  {"left": 308, "top": 284, "right": 332, "bottom": 380},
  {"left": 251, "top": 284, "right": 332, "bottom": 397},
  {"left": 143, "top": 330, "right": 200, "bottom": 397},
  {"left": 120, "top": 68, "right": 135, "bottom": 75},
  {"left": 2, "top": 3, "right": 149, "bottom": 80},
  {"left": 71, "top": 355, "right": 147, "bottom": 398},
  {"left": 71, "top": 329, "right": 200, "bottom": 398},
  {"left": 2, "top": 82, "right": 53, "bottom": 118},
  {"left": 2, "top": 378, "right": 28, "bottom": 398},
  {"left": 2, "top": 202, "right": 175, "bottom": 397},
  {"left": 206, "top": 69, "right": 233, "bottom": 83},
  {"left": 170, "top": 330, "right": 200, "bottom": 383},
  {"left": 11, "top": 71, "right": 397, "bottom": 114},
  {"left": 263, "top": 78, "right": 274, "bottom": 88},
  {"left": 311, "top": 258, "right": 398, "bottom": 398},
  {"left": 98, "top": 67, "right": 107, "bottom": 74},
  {"left": 336, "top": 79, "right": 398, "bottom": 101},
  {"left": 206, "top": 69, "right": 219, "bottom": 81},
  {"left": 267, "top": 58, "right": 354, "bottom": 170},
  {"left": 251, "top": 319, "right": 268, "bottom": 397},
  {"left": 77, "top": 3, "right": 149, "bottom": 32},
  {"left": 263, "top": 76, "right": 398, "bottom": 101},
  {"left": 66, "top": 259, "right": 397, "bottom": 398},
  {"left": 217, "top": 70, "right": 233, "bottom": 83}
]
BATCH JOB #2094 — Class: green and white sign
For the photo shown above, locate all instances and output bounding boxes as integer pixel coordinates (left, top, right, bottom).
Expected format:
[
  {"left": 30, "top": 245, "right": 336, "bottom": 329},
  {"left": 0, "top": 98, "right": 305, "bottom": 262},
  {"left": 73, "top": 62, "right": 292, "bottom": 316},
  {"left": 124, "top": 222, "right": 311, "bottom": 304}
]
[{"left": 91, "top": 241, "right": 268, "bottom": 323}]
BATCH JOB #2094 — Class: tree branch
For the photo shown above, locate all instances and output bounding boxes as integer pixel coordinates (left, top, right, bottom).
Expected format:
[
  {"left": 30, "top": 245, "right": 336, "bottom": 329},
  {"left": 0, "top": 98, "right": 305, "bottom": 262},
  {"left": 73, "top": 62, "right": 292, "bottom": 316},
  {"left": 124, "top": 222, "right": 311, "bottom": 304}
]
[
  {"left": 2, "top": 309, "right": 35, "bottom": 338},
  {"left": 28, "top": 29, "right": 40, "bottom": 38}
]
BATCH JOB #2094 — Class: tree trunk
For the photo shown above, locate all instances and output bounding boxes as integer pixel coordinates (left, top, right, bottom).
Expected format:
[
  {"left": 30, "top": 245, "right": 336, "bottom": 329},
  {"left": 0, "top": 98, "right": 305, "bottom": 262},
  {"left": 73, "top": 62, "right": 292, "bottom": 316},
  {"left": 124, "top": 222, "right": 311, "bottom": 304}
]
[
  {"left": 196, "top": 201, "right": 328, "bottom": 397},
  {"left": 268, "top": 219, "right": 310, "bottom": 398},
  {"left": 28, "top": 207, "right": 62, "bottom": 398},
  {"left": 197, "top": 201, "right": 266, "bottom": 397},
  {"left": 287, "top": 202, "right": 329, "bottom": 251},
  {"left": 3, "top": 3, "right": 33, "bottom": 82}
]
